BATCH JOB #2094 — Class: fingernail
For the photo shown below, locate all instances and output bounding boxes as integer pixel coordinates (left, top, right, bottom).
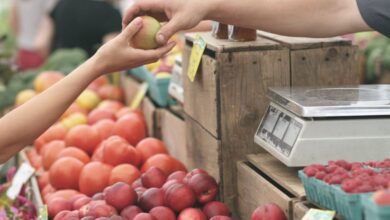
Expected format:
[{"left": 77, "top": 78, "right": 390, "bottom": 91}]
[
  {"left": 134, "top": 17, "right": 143, "bottom": 25},
  {"left": 157, "top": 34, "right": 165, "bottom": 44}
]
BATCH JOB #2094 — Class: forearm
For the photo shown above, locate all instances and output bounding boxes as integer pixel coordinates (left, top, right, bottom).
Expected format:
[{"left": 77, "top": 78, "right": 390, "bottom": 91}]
[
  {"left": 207, "top": 0, "right": 370, "bottom": 37},
  {"left": 0, "top": 58, "right": 101, "bottom": 162}
]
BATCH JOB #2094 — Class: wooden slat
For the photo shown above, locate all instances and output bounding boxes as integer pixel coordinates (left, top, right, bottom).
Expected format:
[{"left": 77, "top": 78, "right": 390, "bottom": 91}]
[
  {"left": 237, "top": 161, "right": 292, "bottom": 220},
  {"left": 257, "top": 31, "right": 351, "bottom": 50},
  {"left": 291, "top": 46, "right": 359, "bottom": 87},
  {"left": 183, "top": 47, "right": 220, "bottom": 138},
  {"left": 185, "top": 32, "right": 280, "bottom": 53},
  {"left": 218, "top": 49, "right": 290, "bottom": 209},
  {"left": 141, "top": 97, "right": 157, "bottom": 137},
  {"left": 159, "top": 109, "right": 188, "bottom": 167},
  {"left": 185, "top": 115, "right": 221, "bottom": 183},
  {"left": 293, "top": 201, "right": 310, "bottom": 220},
  {"left": 247, "top": 153, "right": 305, "bottom": 198},
  {"left": 120, "top": 73, "right": 141, "bottom": 105}
]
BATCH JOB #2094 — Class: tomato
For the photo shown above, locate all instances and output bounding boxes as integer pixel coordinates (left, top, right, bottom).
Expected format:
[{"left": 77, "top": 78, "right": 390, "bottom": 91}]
[
  {"left": 102, "top": 136, "right": 139, "bottom": 166},
  {"left": 92, "top": 144, "right": 104, "bottom": 162},
  {"left": 97, "top": 85, "right": 124, "bottom": 102},
  {"left": 113, "top": 114, "right": 146, "bottom": 146},
  {"left": 57, "top": 147, "right": 90, "bottom": 164},
  {"left": 62, "top": 103, "right": 88, "bottom": 120},
  {"left": 136, "top": 138, "right": 168, "bottom": 164},
  {"left": 87, "top": 109, "right": 116, "bottom": 125},
  {"left": 97, "top": 100, "right": 125, "bottom": 113},
  {"left": 34, "top": 124, "right": 67, "bottom": 153},
  {"left": 65, "top": 125, "right": 101, "bottom": 155},
  {"left": 109, "top": 164, "right": 141, "bottom": 185},
  {"left": 45, "top": 189, "right": 81, "bottom": 204},
  {"left": 38, "top": 172, "right": 49, "bottom": 190},
  {"left": 27, "top": 148, "right": 42, "bottom": 170},
  {"left": 42, "top": 184, "right": 56, "bottom": 203},
  {"left": 141, "top": 154, "right": 187, "bottom": 175},
  {"left": 42, "top": 140, "right": 66, "bottom": 170},
  {"left": 49, "top": 157, "right": 84, "bottom": 190},
  {"left": 79, "top": 162, "right": 113, "bottom": 196},
  {"left": 92, "top": 119, "right": 115, "bottom": 141},
  {"left": 115, "top": 107, "right": 144, "bottom": 120}
]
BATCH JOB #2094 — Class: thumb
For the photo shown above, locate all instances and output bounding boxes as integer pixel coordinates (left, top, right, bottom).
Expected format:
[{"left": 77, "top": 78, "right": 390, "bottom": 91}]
[
  {"left": 121, "top": 17, "right": 144, "bottom": 40},
  {"left": 156, "top": 17, "right": 183, "bottom": 45}
]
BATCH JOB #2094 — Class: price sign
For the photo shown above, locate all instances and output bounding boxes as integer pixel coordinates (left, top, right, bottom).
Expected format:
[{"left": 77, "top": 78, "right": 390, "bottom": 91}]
[
  {"left": 302, "top": 208, "right": 335, "bottom": 220},
  {"left": 6, "top": 163, "right": 35, "bottom": 200},
  {"left": 187, "top": 35, "right": 206, "bottom": 82}
]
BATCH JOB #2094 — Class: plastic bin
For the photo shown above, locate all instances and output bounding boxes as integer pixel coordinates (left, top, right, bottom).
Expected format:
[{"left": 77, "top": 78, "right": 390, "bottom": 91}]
[{"left": 363, "top": 194, "right": 390, "bottom": 220}]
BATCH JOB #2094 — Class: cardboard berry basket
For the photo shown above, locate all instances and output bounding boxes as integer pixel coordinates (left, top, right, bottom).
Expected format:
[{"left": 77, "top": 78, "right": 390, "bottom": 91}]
[{"left": 362, "top": 194, "right": 390, "bottom": 220}]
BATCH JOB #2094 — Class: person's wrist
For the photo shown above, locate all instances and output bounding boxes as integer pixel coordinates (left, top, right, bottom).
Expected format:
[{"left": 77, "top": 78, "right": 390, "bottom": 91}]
[
  {"left": 204, "top": 0, "right": 223, "bottom": 21},
  {"left": 87, "top": 55, "right": 106, "bottom": 78}
]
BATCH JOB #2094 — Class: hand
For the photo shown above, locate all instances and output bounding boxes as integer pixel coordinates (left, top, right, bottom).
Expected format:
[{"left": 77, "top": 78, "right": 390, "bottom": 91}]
[
  {"left": 122, "top": 0, "right": 212, "bottom": 45},
  {"left": 92, "top": 17, "right": 176, "bottom": 75}
]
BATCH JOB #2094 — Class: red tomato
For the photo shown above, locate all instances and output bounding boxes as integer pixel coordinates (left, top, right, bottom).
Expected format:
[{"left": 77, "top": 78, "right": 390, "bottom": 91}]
[
  {"left": 79, "top": 162, "right": 113, "bottom": 196},
  {"left": 49, "top": 157, "right": 84, "bottom": 190}
]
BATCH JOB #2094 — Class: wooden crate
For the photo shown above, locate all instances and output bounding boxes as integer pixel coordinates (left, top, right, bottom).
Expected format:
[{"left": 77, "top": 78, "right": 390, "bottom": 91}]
[
  {"left": 120, "top": 72, "right": 142, "bottom": 105},
  {"left": 157, "top": 108, "right": 188, "bottom": 167},
  {"left": 237, "top": 153, "right": 305, "bottom": 220},
  {"left": 182, "top": 32, "right": 359, "bottom": 213}
]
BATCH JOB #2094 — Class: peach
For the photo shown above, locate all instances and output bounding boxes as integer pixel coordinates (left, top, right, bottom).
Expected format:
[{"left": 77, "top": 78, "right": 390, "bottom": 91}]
[
  {"left": 164, "top": 183, "right": 195, "bottom": 212},
  {"left": 251, "top": 203, "right": 287, "bottom": 220},
  {"left": 131, "top": 16, "right": 161, "bottom": 50},
  {"left": 93, "top": 119, "right": 116, "bottom": 141},
  {"left": 88, "top": 109, "right": 116, "bottom": 125},
  {"left": 149, "top": 206, "right": 176, "bottom": 220},
  {"left": 84, "top": 201, "right": 117, "bottom": 218},
  {"left": 141, "top": 167, "right": 167, "bottom": 188},
  {"left": 73, "top": 196, "right": 92, "bottom": 210},
  {"left": 203, "top": 201, "right": 230, "bottom": 219},
  {"left": 178, "top": 208, "right": 206, "bottom": 220},
  {"left": 120, "top": 206, "right": 142, "bottom": 220},
  {"left": 48, "top": 198, "right": 72, "bottom": 218},
  {"left": 138, "top": 188, "right": 165, "bottom": 211},
  {"left": 187, "top": 173, "right": 218, "bottom": 204},
  {"left": 53, "top": 210, "right": 80, "bottom": 220},
  {"left": 98, "top": 100, "right": 125, "bottom": 113},
  {"left": 76, "top": 90, "right": 101, "bottom": 111},
  {"left": 167, "top": 171, "right": 187, "bottom": 182},
  {"left": 34, "top": 71, "right": 64, "bottom": 92},
  {"left": 133, "top": 213, "right": 157, "bottom": 220},
  {"left": 210, "top": 216, "right": 232, "bottom": 220},
  {"left": 15, "top": 89, "right": 36, "bottom": 106}
]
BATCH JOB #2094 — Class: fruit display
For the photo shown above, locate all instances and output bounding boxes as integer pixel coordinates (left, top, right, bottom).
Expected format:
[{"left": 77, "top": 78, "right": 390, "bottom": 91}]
[
  {"left": 300, "top": 159, "right": 390, "bottom": 220},
  {"left": 250, "top": 203, "right": 287, "bottom": 220}
]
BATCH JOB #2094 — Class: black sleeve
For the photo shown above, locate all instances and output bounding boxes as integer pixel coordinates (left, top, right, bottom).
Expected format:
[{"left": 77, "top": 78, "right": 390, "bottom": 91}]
[
  {"left": 100, "top": 6, "right": 122, "bottom": 35},
  {"left": 356, "top": 0, "right": 390, "bottom": 38}
]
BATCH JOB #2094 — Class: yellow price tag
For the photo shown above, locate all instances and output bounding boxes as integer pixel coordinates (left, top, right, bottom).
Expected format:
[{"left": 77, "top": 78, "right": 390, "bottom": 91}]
[
  {"left": 302, "top": 208, "right": 335, "bottom": 220},
  {"left": 187, "top": 35, "right": 206, "bottom": 82},
  {"left": 130, "top": 82, "right": 149, "bottom": 110}
]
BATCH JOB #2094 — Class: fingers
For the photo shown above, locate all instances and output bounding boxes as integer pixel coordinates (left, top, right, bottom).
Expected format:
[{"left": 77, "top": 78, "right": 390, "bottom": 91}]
[
  {"left": 156, "top": 17, "right": 184, "bottom": 45},
  {"left": 121, "top": 17, "right": 143, "bottom": 40},
  {"left": 133, "top": 41, "right": 176, "bottom": 62},
  {"left": 122, "top": 0, "right": 166, "bottom": 29}
]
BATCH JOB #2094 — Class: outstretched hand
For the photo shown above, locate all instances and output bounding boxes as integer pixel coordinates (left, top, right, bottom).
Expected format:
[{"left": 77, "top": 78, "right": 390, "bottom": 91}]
[
  {"left": 93, "top": 16, "right": 176, "bottom": 75},
  {"left": 122, "top": 0, "right": 211, "bottom": 45}
]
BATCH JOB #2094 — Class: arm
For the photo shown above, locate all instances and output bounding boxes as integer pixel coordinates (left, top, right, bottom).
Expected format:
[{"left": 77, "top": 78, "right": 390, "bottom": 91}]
[
  {"left": 0, "top": 17, "right": 175, "bottom": 163},
  {"left": 123, "top": 0, "right": 371, "bottom": 44}
]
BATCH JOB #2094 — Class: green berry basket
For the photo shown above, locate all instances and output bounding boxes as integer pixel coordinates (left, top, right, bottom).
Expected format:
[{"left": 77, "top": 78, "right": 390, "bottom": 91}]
[
  {"left": 332, "top": 185, "right": 368, "bottom": 220},
  {"left": 362, "top": 194, "right": 390, "bottom": 220},
  {"left": 144, "top": 72, "right": 175, "bottom": 107}
]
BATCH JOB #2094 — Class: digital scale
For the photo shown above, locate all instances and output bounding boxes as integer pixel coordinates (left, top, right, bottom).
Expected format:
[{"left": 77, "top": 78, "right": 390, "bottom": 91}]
[
  {"left": 168, "top": 57, "right": 184, "bottom": 103},
  {"left": 254, "top": 85, "right": 390, "bottom": 167}
]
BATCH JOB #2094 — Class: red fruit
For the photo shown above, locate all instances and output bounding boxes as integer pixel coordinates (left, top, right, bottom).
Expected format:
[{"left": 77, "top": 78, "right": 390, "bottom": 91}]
[
  {"left": 149, "top": 206, "right": 176, "bottom": 220},
  {"left": 132, "top": 179, "right": 143, "bottom": 189},
  {"left": 314, "top": 171, "right": 326, "bottom": 180},
  {"left": 133, "top": 213, "right": 157, "bottom": 220},
  {"left": 136, "top": 138, "right": 168, "bottom": 163},
  {"left": 120, "top": 206, "right": 142, "bottom": 220},
  {"left": 35, "top": 124, "right": 67, "bottom": 153},
  {"left": 114, "top": 114, "right": 146, "bottom": 145},
  {"left": 135, "top": 187, "right": 147, "bottom": 199},
  {"left": 373, "top": 190, "right": 390, "bottom": 206},
  {"left": 141, "top": 154, "right": 186, "bottom": 176},
  {"left": 98, "top": 85, "right": 124, "bottom": 102},
  {"left": 110, "top": 164, "right": 141, "bottom": 185},
  {"left": 335, "top": 160, "right": 352, "bottom": 170},
  {"left": 88, "top": 109, "right": 116, "bottom": 125},
  {"left": 353, "top": 184, "right": 374, "bottom": 193},
  {"left": 167, "top": 171, "right": 187, "bottom": 182},
  {"left": 92, "top": 144, "right": 104, "bottom": 162},
  {"left": 110, "top": 215, "right": 124, "bottom": 220},
  {"left": 38, "top": 172, "right": 49, "bottom": 190},
  {"left": 203, "top": 201, "right": 230, "bottom": 218},
  {"left": 325, "top": 165, "right": 338, "bottom": 174},
  {"left": 46, "top": 189, "right": 81, "bottom": 204},
  {"left": 178, "top": 208, "right": 206, "bottom": 220},
  {"left": 49, "top": 157, "right": 84, "bottom": 190},
  {"left": 251, "top": 203, "right": 287, "bottom": 220},
  {"left": 116, "top": 108, "right": 144, "bottom": 120},
  {"left": 183, "top": 169, "right": 208, "bottom": 183},
  {"left": 73, "top": 196, "right": 92, "bottom": 210},
  {"left": 303, "top": 167, "right": 317, "bottom": 177},
  {"left": 210, "top": 216, "right": 232, "bottom": 220},
  {"left": 42, "top": 140, "right": 66, "bottom": 170},
  {"left": 84, "top": 201, "right": 117, "bottom": 218},
  {"left": 103, "top": 136, "right": 139, "bottom": 166},
  {"left": 54, "top": 210, "right": 80, "bottom": 220},
  {"left": 65, "top": 125, "right": 101, "bottom": 155},
  {"left": 138, "top": 188, "right": 165, "bottom": 211},
  {"left": 162, "top": 179, "right": 182, "bottom": 193},
  {"left": 164, "top": 183, "right": 196, "bottom": 212},
  {"left": 92, "top": 193, "right": 105, "bottom": 200},
  {"left": 341, "top": 179, "right": 360, "bottom": 193},
  {"left": 93, "top": 119, "right": 116, "bottom": 141},
  {"left": 57, "top": 147, "right": 91, "bottom": 164},
  {"left": 187, "top": 173, "right": 218, "bottom": 204},
  {"left": 98, "top": 100, "right": 125, "bottom": 113},
  {"left": 141, "top": 167, "right": 167, "bottom": 188},
  {"left": 104, "top": 182, "right": 138, "bottom": 211},
  {"left": 48, "top": 198, "right": 72, "bottom": 218},
  {"left": 79, "top": 162, "right": 113, "bottom": 196}
]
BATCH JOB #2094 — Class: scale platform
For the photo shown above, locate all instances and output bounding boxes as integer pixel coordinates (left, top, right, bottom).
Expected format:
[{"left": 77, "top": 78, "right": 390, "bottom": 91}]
[{"left": 254, "top": 85, "right": 390, "bottom": 167}]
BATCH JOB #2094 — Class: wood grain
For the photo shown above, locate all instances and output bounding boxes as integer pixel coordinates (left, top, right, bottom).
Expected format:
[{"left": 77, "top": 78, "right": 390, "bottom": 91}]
[
  {"left": 291, "top": 46, "right": 359, "bottom": 87},
  {"left": 237, "top": 161, "right": 292, "bottom": 220},
  {"left": 293, "top": 201, "right": 310, "bottom": 220},
  {"left": 141, "top": 97, "right": 158, "bottom": 137},
  {"left": 183, "top": 46, "right": 220, "bottom": 138},
  {"left": 218, "top": 49, "right": 290, "bottom": 210},
  {"left": 120, "top": 73, "right": 141, "bottom": 105},
  {"left": 185, "top": 115, "right": 221, "bottom": 183},
  {"left": 159, "top": 109, "right": 188, "bottom": 167}
]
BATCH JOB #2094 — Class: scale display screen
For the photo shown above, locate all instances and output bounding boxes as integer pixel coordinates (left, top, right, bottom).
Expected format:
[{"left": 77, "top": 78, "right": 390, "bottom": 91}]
[{"left": 257, "top": 105, "right": 302, "bottom": 156}]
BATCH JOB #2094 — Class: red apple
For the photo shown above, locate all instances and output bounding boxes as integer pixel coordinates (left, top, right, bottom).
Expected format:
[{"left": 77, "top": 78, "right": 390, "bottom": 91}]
[
  {"left": 187, "top": 173, "right": 218, "bottom": 204},
  {"left": 135, "top": 187, "right": 147, "bottom": 199},
  {"left": 162, "top": 179, "right": 182, "bottom": 193},
  {"left": 183, "top": 169, "right": 208, "bottom": 184},
  {"left": 138, "top": 188, "right": 165, "bottom": 211},
  {"left": 203, "top": 201, "right": 230, "bottom": 218},
  {"left": 121, "top": 205, "right": 143, "bottom": 220},
  {"left": 141, "top": 167, "right": 167, "bottom": 188},
  {"left": 73, "top": 196, "right": 92, "bottom": 210},
  {"left": 167, "top": 171, "right": 187, "bottom": 182},
  {"left": 132, "top": 179, "right": 143, "bottom": 189},
  {"left": 104, "top": 182, "right": 138, "bottom": 211},
  {"left": 48, "top": 198, "right": 73, "bottom": 218},
  {"left": 251, "top": 203, "right": 287, "bottom": 220},
  {"left": 149, "top": 206, "right": 176, "bottom": 220},
  {"left": 110, "top": 215, "right": 124, "bottom": 220},
  {"left": 54, "top": 210, "right": 80, "bottom": 220},
  {"left": 133, "top": 213, "right": 157, "bottom": 220},
  {"left": 164, "top": 183, "right": 195, "bottom": 212},
  {"left": 210, "top": 216, "right": 232, "bottom": 220},
  {"left": 84, "top": 201, "right": 117, "bottom": 218},
  {"left": 178, "top": 208, "right": 206, "bottom": 220},
  {"left": 93, "top": 193, "right": 105, "bottom": 200}
]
